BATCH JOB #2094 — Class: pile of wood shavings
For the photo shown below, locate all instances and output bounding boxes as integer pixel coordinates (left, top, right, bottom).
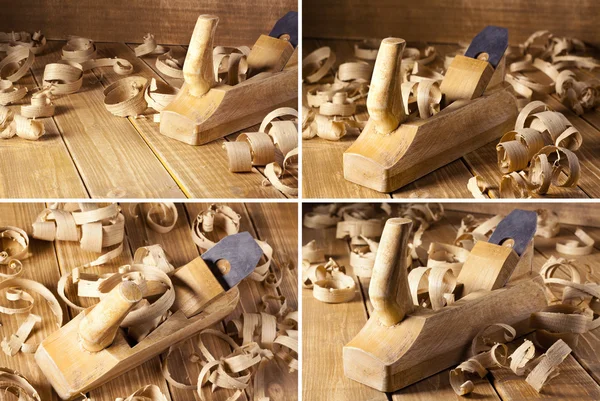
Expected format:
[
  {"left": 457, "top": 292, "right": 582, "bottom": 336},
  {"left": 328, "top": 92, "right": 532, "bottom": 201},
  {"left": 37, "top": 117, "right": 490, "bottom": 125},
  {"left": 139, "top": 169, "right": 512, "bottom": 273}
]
[
  {"left": 302, "top": 41, "right": 441, "bottom": 141},
  {"left": 470, "top": 100, "right": 582, "bottom": 198},
  {"left": 505, "top": 31, "right": 599, "bottom": 115}
]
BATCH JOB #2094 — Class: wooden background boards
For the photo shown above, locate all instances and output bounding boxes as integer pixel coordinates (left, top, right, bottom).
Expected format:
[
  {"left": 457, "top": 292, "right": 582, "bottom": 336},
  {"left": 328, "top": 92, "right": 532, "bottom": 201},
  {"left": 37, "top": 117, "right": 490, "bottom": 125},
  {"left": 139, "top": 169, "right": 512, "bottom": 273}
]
[
  {"left": 302, "top": 38, "right": 600, "bottom": 199},
  {"left": 0, "top": 202, "right": 298, "bottom": 401},
  {"left": 0, "top": 40, "right": 296, "bottom": 199},
  {"left": 303, "top": 0, "right": 600, "bottom": 47},
  {"left": 0, "top": 0, "right": 297, "bottom": 46},
  {"left": 302, "top": 203, "right": 600, "bottom": 400}
]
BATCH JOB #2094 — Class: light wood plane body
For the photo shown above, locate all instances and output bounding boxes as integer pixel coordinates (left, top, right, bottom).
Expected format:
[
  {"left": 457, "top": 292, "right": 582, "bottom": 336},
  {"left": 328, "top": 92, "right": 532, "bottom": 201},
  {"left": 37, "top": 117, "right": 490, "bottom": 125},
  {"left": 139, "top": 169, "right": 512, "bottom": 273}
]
[
  {"left": 344, "top": 88, "right": 517, "bottom": 192},
  {"left": 160, "top": 66, "right": 297, "bottom": 145},
  {"left": 343, "top": 276, "right": 546, "bottom": 392},
  {"left": 35, "top": 288, "right": 239, "bottom": 400}
]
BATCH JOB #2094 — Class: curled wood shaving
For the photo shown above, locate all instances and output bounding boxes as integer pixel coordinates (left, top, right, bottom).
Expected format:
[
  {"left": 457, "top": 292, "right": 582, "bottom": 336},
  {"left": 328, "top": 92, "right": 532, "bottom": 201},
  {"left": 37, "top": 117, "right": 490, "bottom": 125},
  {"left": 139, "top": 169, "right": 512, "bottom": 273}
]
[
  {"left": 0, "top": 278, "right": 63, "bottom": 354},
  {"left": 303, "top": 47, "right": 336, "bottom": 84},
  {"left": 494, "top": 101, "right": 581, "bottom": 198},
  {"left": 21, "top": 87, "right": 55, "bottom": 118},
  {"left": 302, "top": 240, "right": 325, "bottom": 264},
  {"left": 213, "top": 46, "right": 250, "bottom": 86},
  {"left": 408, "top": 263, "right": 457, "bottom": 310},
  {"left": 0, "top": 106, "right": 45, "bottom": 140},
  {"left": 0, "top": 367, "right": 41, "bottom": 400},
  {"left": 117, "top": 384, "right": 168, "bottom": 401},
  {"left": 306, "top": 258, "right": 356, "bottom": 303},
  {"left": 144, "top": 78, "right": 178, "bottom": 112},
  {"left": 62, "top": 37, "right": 97, "bottom": 62},
  {"left": 556, "top": 228, "right": 594, "bottom": 256},
  {"left": 103, "top": 76, "right": 148, "bottom": 117},
  {"left": 0, "top": 226, "right": 30, "bottom": 276},
  {"left": 455, "top": 214, "right": 502, "bottom": 251},
  {"left": 42, "top": 60, "right": 84, "bottom": 95},
  {"left": 536, "top": 209, "right": 560, "bottom": 238},
  {"left": 426, "top": 242, "right": 470, "bottom": 275},
  {"left": 0, "top": 47, "right": 35, "bottom": 82},
  {"left": 350, "top": 235, "right": 378, "bottom": 277},
  {"left": 526, "top": 339, "right": 572, "bottom": 392},
  {"left": 506, "top": 31, "right": 599, "bottom": 114},
  {"left": 191, "top": 204, "right": 241, "bottom": 250},
  {"left": 133, "top": 245, "right": 174, "bottom": 274},
  {"left": 134, "top": 34, "right": 169, "bottom": 57},
  {"left": 467, "top": 175, "right": 499, "bottom": 199},
  {"left": 450, "top": 343, "right": 509, "bottom": 396},
  {"left": 32, "top": 203, "right": 125, "bottom": 267},
  {"left": 130, "top": 202, "right": 178, "bottom": 234},
  {"left": 0, "top": 79, "right": 27, "bottom": 105},
  {"left": 156, "top": 49, "right": 185, "bottom": 79},
  {"left": 0, "top": 31, "right": 46, "bottom": 54}
]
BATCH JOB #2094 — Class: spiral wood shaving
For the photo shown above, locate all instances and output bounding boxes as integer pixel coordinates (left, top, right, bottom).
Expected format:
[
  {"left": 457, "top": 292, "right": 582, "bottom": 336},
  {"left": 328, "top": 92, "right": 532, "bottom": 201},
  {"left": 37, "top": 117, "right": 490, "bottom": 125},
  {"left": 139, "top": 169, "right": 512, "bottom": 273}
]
[
  {"left": 505, "top": 31, "right": 599, "bottom": 115},
  {"left": 0, "top": 79, "right": 27, "bottom": 105},
  {"left": 494, "top": 100, "right": 581, "bottom": 198},
  {"left": 0, "top": 106, "right": 45, "bottom": 140},
  {"left": 0, "top": 367, "right": 41, "bottom": 400},
  {"left": 223, "top": 107, "right": 298, "bottom": 197}
]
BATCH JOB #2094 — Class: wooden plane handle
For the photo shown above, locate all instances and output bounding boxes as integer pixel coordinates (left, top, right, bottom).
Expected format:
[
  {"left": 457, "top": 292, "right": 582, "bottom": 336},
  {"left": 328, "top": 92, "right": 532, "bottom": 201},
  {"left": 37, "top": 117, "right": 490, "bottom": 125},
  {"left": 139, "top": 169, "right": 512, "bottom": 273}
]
[
  {"left": 369, "top": 218, "right": 414, "bottom": 326},
  {"left": 78, "top": 281, "right": 142, "bottom": 352},
  {"left": 366, "top": 37, "right": 407, "bottom": 135},
  {"left": 183, "top": 14, "right": 218, "bottom": 97}
]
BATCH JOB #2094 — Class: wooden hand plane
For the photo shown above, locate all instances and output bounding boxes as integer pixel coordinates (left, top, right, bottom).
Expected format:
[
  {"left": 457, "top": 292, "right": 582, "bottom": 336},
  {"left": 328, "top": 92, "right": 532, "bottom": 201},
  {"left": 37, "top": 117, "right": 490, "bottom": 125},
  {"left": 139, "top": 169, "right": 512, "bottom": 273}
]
[
  {"left": 35, "top": 232, "right": 262, "bottom": 400},
  {"left": 343, "top": 211, "right": 547, "bottom": 392},
  {"left": 344, "top": 27, "right": 518, "bottom": 192},
  {"left": 160, "top": 12, "right": 298, "bottom": 145}
]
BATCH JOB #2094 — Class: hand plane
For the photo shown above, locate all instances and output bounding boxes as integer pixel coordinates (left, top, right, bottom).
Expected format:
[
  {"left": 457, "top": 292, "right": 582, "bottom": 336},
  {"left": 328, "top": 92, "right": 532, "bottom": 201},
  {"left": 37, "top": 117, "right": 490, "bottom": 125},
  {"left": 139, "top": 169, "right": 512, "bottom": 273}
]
[
  {"left": 343, "top": 210, "right": 547, "bottom": 392},
  {"left": 159, "top": 12, "right": 298, "bottom": 145},
  {"left": 343, "top": 26, "right": 517, "bottom": 192},
  {"left": 35, "top": 232, "right": 262, "bottom": 400}
]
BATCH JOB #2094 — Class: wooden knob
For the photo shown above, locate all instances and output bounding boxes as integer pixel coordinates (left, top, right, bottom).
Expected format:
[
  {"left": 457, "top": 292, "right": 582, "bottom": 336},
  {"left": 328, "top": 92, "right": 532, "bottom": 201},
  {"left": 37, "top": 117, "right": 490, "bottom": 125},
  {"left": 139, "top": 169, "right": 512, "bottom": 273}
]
[
  {"left": 369, "top": 218, "right": 414, "bottom": 326},
  {"left": 366, "top": 38, "right": 407, "bottom": 135},
  {"left": 183, "top": 14, "right": 219, "bottom": 97},
  {"left": 78, "top": 281, "right": 142, "bottom": 352}
]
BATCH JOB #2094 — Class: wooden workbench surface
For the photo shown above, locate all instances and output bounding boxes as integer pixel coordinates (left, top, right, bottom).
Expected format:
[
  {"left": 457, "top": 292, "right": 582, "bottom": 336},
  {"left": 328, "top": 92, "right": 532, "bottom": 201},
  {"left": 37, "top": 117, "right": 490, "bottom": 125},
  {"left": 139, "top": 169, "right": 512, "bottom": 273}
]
[
  {"left": 0, "top": 41, "right": 293, "bottom": 199},
  {"left": 302, "top": 39, "right": 600, "bottom": 199},
  {"left": 302, "top": 205, "right": 600, "bottom": 400},
  {"left": 0, "top": 202, "right": 298, "bottom": 401}
]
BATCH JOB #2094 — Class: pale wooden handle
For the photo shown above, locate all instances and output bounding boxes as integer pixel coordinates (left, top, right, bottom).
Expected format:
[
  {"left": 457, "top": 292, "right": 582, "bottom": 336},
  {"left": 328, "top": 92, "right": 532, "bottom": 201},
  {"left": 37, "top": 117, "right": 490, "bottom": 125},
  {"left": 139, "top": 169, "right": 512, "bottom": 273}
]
[
  {"left": 78, "top": 281, "right": 142, "bottom": 352},
  {"left": 369, "top": 217, "right": 414, "bottom": 326},
  {"left": 183, "top": 14, "right": 219, "bottom": 97},
  {"left": 366, "top": 37, "right": 407, "bottom": 135}
]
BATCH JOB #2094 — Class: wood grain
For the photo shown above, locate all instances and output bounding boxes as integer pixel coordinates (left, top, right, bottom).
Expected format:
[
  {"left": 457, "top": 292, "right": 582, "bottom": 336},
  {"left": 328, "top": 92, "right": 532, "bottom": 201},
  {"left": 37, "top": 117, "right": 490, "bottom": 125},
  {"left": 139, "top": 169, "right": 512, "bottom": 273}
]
[
  {"left": 304, "top": 0, "right": 600, "bottom": 46},
  {"left": 29, "top": 41, "right": 185, "bottom": 198},
  {"left": 0, "top": 0, "right": 297, "bottom": 46},
  {"left": 0, "top": 67, "right": 88, "bottom": 198}
]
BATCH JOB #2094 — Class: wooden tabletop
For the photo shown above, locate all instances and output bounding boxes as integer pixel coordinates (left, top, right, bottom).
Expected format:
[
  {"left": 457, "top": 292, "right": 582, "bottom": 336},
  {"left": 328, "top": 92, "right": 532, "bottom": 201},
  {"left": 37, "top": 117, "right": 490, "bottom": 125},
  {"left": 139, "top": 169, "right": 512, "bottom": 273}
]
[
  {"left": 0, "top": 41, "right": 292, "bottom": 199},
  {"left": 302, "top": 205, "right": 600, "bottom": 400},
  {"left": 0, "top": 202, "right": 298, "bottom": 401},
  {"left": 302, "top": 38, "right": 600, "bottom": 199}
]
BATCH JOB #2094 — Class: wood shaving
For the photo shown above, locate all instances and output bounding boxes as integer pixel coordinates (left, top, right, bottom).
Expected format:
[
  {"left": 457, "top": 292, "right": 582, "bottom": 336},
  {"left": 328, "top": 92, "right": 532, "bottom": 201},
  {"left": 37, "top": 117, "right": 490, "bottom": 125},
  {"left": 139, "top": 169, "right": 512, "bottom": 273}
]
[
  {"left": 536, "top": 209, "right": 560, "bottom": 238},
  {"left": 493, "top": 100, "right": 581, "bottom": 198},
  {"left": 556, "top": 228, "right": 594, "bottom": 256},
  {"left": 156, "top": 49, "right": 185, "bottom": 79},
  {"left": 0, "top": 31, "right": 46, "bottom": 54},
  {"left": 0, "top": 47, "right": 35, "bottom": 82},
  {"left": 144, "top": 78, "right": 179, "bottom": 112},
  {"left": 62, "top": 37, "right": 97, "bottom": 62},
  {"left": 213, "top": 45, "right": 250, "bottom": 85},
  {"left": 134, "top": 34, "right": 169, "bottom": 57},
  {"left": 526, "top": 339, "right": 572, "bottom": 392},
  {"left": 304, "top": 258, "right": 356, "bottom": 303},
  {"left": 117, "top": 384, "right": 168, "bottom": 401},
  {"left": 0, "top": 79, "right": 27, "bottom": 105},
  {"left": 130, "top": 202, "right": 178, "bottom": 234},
  {"left": 0, "top": 367, "right": 41, "bottom": 400},
  {"left": 302, "top": 240, "right": 325, "bottom": 264},
  {"left": 133, "top": 245, "right": 174, "bottom": 273},
  {"left": 0, "top": 226, "right": 30, "bottom": 277},
  {"left": 506, "top": 31, "right": 599, "bottom": 115},
  {"left": 191, "top": 204, "right": 241, "bottom": 250},
  {"left": 350, "top": 235, "right": 378, "bottom": 277},
  {"left": 32, "top": 203, "right": 125, "bottom": 267},
  {"left": 103, "top": 76, "right": 148, "bottom": 117},
  {"left": 0, "top": 278, "right": 63, "bottom": 354},
  {"left": 0, "top": 106, "right": 46, "bottom": 140},
  {"left": 21, "top": 87, "right": 55, "bottom": 118}
]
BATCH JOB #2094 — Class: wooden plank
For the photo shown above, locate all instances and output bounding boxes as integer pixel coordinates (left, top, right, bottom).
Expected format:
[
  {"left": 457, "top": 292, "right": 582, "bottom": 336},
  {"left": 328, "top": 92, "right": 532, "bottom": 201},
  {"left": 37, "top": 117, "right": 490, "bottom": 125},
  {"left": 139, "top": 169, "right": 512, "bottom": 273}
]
[
  {"left": 184, "top": 203, "right": 298, "bottom": 401},
  {"left": 0, "top": 66, "right": 88, "bottom": 198},
  {"left": 303, "top": 0, "right": 600, "bottom": 46},
  {"left": 1, "top": 0, "right": 297, "bottom": 46},
  {"left": 30, "top": 41, "right": 185, "bottom": 198},
  {"left": 51, "top": 204, "right": 172, "bottom": 400},
  {"left": 302, "top": 221, "right": 387, "bottom": 401},
  {"left": 0, "top": 203, "right": 65, "bottom": 401},
  {"left": 121, "top": 203, "right": 242, "bottom": 401},
  {"left": 107, "top": 43, "right": 285, "bottom": 198}
]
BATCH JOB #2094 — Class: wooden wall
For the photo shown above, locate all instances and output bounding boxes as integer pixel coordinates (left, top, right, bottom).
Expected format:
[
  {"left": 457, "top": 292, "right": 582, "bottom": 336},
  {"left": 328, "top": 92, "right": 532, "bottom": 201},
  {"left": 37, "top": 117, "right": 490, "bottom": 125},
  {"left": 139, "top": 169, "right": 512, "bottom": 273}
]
[
  {"left": 303, "top": 0, "right": 600, "bottom": 46},
  {"left": 0, "top": 0, "right": 297, "bottom": 46}
]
